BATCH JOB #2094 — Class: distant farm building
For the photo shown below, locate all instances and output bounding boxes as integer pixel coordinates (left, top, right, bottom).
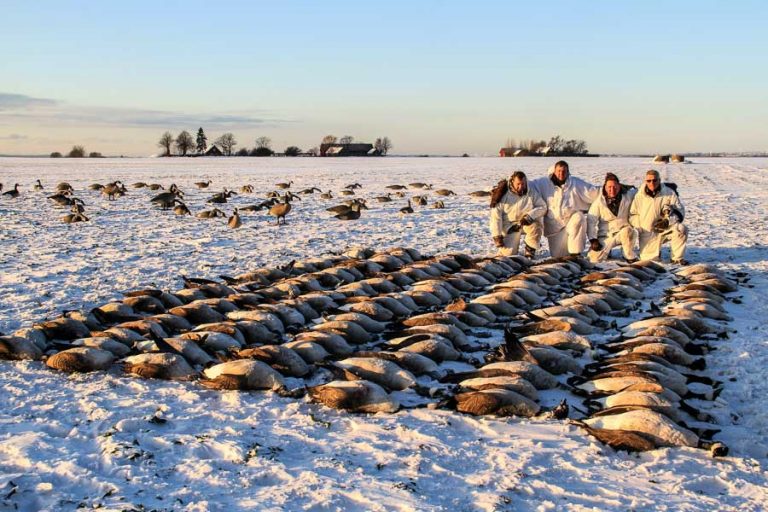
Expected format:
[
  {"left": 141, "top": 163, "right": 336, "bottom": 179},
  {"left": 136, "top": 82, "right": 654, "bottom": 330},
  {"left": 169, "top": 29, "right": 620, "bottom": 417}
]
[
  {"left": 499, "top": 146, "right": 551, "bottom": 157},
  {"left": 320, "top": 143, "right": 375, "bottom": 157},
  {"left": 205, "top": 145, "right": 223, "bottom": 156},
  {"left": 670, "top": 154, "right": 685, "bottom": 163},
  {"left": 653, "top": 154, "right": 670, "bottom": 163}
]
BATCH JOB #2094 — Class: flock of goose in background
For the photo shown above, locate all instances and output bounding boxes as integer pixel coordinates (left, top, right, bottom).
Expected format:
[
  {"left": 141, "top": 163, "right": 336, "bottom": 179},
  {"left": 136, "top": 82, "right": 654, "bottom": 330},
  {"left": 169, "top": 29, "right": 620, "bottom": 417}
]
[
  {"left": 0, "top": 238, "right": 744, "bottom": 455},
  {"left": 0, "top": 179, "right": 487, "bottom": 225}
]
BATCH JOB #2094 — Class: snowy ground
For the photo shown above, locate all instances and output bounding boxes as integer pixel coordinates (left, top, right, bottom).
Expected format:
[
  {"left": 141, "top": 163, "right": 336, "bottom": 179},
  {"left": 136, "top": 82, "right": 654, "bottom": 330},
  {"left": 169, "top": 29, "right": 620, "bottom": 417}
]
[{"left": 1, "top": 156, "right": 767, "bottom": 511}]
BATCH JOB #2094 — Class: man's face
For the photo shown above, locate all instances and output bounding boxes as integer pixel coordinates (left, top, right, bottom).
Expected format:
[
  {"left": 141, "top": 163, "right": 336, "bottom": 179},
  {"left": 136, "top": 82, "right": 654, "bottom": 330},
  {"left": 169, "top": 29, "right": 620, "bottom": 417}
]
[
  {"left": 511, "top": 177, "right": 526, "bottom": 194},
  {"left": 554, "top": 164, "right": 569, "bottom": 182},
  {"left": 604, "top": 180, "right": 620, "bottom": 198},
  {"left": 645, "top": 173, "right": 660, "bottom": 192}
]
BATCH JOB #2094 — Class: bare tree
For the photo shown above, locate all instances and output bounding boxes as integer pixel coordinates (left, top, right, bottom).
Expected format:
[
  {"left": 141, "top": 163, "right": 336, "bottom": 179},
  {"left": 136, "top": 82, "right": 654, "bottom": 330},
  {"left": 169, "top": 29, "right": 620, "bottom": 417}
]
[
  {"left": 548, "top": 135, "right": 564, "bottom": 154},
  {"left": 339, "top": 135, "right": 354, "bottom": 145},
  {"left": 505, "top": 137, "right": 517, "bottom": 149},
  {"left": 284, "top": 146, "right": 302, "bottom": 156},
  {"left": 68, "top": 145, "right": 86, "bottom": 158},
  {"left": 255, "top": 136, "right": 272, "bottom": 149},
  {"left": 175, "top": 130, "right": 195, "bottom": 156},
  {"left": 307, "top": 146, "right": 320, "bottom": 156},
  {"left": 215, "top": 133, "right": 237, "bottom": 156},
  {"left": 380, "top": 136, "right": 392, "bottom": 156},
  {"left": 158, "top": 131, "right": 174, "bottom": 157},
  {"left": 321, "top": 135, "right": 337, "bottom": 145}
]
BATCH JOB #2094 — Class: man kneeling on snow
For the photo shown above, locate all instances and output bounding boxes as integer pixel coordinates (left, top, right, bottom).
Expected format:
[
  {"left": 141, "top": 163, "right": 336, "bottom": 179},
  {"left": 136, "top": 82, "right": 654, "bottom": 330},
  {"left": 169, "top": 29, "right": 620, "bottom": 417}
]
[
  {"left": 490, "top": 171, "right": 545, "bottom": 258},
  {"left": 587, "top": 172, "right": 638, "bottom": 263},
  {"left": 629, "top": 169, "right": 689, "bottom": 264}
]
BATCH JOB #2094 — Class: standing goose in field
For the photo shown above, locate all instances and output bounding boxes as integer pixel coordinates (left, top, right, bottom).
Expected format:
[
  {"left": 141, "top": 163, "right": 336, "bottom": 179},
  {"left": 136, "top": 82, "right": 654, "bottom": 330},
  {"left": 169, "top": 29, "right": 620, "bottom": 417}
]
[
  {"left": 228, "top": 208, "right": 242, "bottom": 229},
  {"left": 399, "top": 200, "right": 414, "bottom": 214},
  {"left": 173, "top": 200, "right": 192, "bottom": 216},
  {"left": 195, "top": 180, "right": 212, "bottom": 189},
  {"left": 268, "top": 197, "right": 292, "bottom": 225},
  {"left": 34, "top": 179, "right": 44, "bottom": 190},
  {"left": 102, "top": 181, "right": 126, "bottom": 200},
  {"left": 275, "top": 180, "right": 294, "bottom": 190},
  {"left": 2, "top": 184, "right": 20, "bottom": 198}
]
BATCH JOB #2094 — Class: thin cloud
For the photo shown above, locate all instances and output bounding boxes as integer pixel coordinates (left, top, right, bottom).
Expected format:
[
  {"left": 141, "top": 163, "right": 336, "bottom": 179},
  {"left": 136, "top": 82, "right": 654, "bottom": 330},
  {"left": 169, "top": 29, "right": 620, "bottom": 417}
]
[
  {"left": 0, "top": 92, "right": 289, "bottom": 129},
  {"left": 0, "top": 133, "right": 28, "bottom": 140}
]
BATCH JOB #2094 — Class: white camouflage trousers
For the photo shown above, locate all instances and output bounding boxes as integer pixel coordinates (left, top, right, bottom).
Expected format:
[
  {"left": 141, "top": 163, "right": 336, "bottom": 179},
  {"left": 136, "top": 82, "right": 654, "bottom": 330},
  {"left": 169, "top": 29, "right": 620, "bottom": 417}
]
[
  {"left": 498, "top": 222, "right": 542, "bottom": 257},
  {"left": 589, "top": 225, "right": 638, "bottom": 263},
  {"left": 638, "top": 223, "right": 688, "bottom": 261},
  {"left": 546, "top": 212, "right": 587, "bottom": 258}
]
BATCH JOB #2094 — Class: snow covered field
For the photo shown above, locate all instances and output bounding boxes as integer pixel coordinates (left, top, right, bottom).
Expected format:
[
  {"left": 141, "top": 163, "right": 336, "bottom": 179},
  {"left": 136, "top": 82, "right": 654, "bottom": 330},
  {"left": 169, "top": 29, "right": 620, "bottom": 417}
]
[{"left": 1, "top": 156, "right": 767, "bottom": 511}]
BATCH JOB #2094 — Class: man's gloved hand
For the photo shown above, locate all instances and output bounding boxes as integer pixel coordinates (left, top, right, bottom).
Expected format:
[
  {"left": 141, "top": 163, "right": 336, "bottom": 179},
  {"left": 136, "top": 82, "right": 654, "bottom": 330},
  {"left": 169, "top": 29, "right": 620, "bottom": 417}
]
[
  {"left": 653, "top": 218, "right": 670, "bottom": 233},
  {"left": 589, "top": 238, "right": 603, "bottom": 252},
  {"left": 493, "top": 236, "right": 505, "bottom": 248},
  {"left": 519, "top": 215, "right": 533, "bottom": 226},
  {"left": 506, "top": 223, "right": 521, "bottom": 234},
  {"left": 662, "top": 205, "right": 682, "bottom": 225}
]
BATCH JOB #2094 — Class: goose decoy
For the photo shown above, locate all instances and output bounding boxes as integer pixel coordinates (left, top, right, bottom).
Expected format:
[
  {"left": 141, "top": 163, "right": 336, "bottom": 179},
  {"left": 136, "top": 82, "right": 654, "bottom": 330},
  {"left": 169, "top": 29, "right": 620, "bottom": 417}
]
[
  {"left": 299, "top": 187, "right": 321, "bottom": 194},
  {"left": 196, "top": 208, "right": 226, "bottom": 219},
  {"left": 194, "top": 180, "right": 212, "bottom": 189},
  {"left": 386, "top": 184, "right": 406, "bottom": 190},
  {"left": 2, "top": 184, "right": 20, "bottom": 198},
  {"left": 240, "top": 185, "right": 254, "bottom": 193},
  {"left": 62, "top": 210, "right": 90, "bottom": 224},
  {"left": 89, "top": 183, "right": 104, "bottom": 191},
  {"left": 173, "top": 200, "right": 192, "bottom": 216},
  {"left": 334, "top": 202, "right": 365, "bottom": 220},
  {"left": 207, "top": 189, "right": 235, "bottom": 204},
  {"left": 431, "top": 200, "right": 446, "bottom": 209},
  {"left": 374, "top": 193, "right": 392, "bottom": 203},
  {"left": 102, "top": 181, "right": 125, "bottom": 200},
  {"left": 228, "top": 208, "right": 242, "bottom": 228},
  {"left": 56, "top": 182, "right": 73, "bottom": 193},
  {"left": 148, "top": 183, "right": 165, "bottom": 191},
  {"left": 414, "top": 195, "right": 428, "bottom": 206},
  {"left": 399, "top": 200, "right": 414, "bottom": 214},
  {"left": 275, "top": 180, "right": 294, "bottom": 190},
  {"left": 132, "top": 182, "right": 148, "bottom": 188},
  {"left": 319, "top": 190, "right": 333, "bottom": 199},
  {"left": 434, "top": 189, "right": 456, "bottom": 196},
  {"left": 344, "top": 183, "right": 362, "bottom": 190},
  {"left": 268, "top": 198, "right": 292, "bottom": 225},
  {"left": 34, "top": 179, "right": 44, "bottom": 191},
  {"left": 339, "top": 189, "right": 355, "bottom": 196},
  {"left": 409, "top": 182, "right": 432, "bottom": 190},
  {"left": 469, "top": 190, "right": 491, "bottom": 198},
  {"left": 151, "top": 185, "right": 183, "bottom": 209}
]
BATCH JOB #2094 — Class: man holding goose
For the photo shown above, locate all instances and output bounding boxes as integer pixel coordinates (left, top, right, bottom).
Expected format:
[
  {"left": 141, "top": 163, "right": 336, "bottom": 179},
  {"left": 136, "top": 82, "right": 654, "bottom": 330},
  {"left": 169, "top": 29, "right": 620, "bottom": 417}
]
[{"left": 490, "top": 171, "right": 546, "bottom": 258}]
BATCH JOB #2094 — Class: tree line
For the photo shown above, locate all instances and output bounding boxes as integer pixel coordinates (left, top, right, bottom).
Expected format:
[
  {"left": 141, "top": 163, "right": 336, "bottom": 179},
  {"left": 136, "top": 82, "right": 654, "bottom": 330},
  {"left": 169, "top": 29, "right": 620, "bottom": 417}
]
[
  {"left": 50, "top": 146, "right": 103, "bottom": 158},
  {"left": 157, "top": 129, "right": 393, "bottom": 157},
  {"left": 504, "top": 135, "right": 589, "bottom": 156}
]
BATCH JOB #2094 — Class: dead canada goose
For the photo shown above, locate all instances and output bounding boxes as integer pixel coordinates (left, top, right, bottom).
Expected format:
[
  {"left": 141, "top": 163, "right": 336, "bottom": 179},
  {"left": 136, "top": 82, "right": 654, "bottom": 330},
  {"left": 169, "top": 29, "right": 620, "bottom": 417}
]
[
  {"left": 46, "top": 347, "right": 115, "bottom": 373},
  {"left": 196, "top": 208, "right": 225, "bottom": 219},
  {"left": 195, "top": 180, "right": 212, "bottom": 189},
  {"left": 268, "top": 198, "right": 292, "bottom": 225},
  {"left": 34, "top": 179, "right": 44, "bottom": 191},
  {"left": 173, "top": 200, "right": 192, "bottom": 216},
  {"left": 0, "top": 335, "right": 44, "bottom": 361},
  {"left": 228, "top": 208, "right": 242, "bottom": 228},
  {"left": 308, "top": 380, "right": 400, "bottom": 413},
  {"left": 200, "top": 359, "right": 286, "bottom": 391},
  {"left": 2, "top": 184, "right": 20, "bottom": 198},
  {"left": 434, "top": 189, "right": 456, "bottom": 196},
  {"left": 124, "top": 352, "right": 198, "bottom": 381},
  {"left": 399, "top": 200, "right": 414, "bottom": 214},
  {"left": 275, "top": 180, "right": 294, "bottom": 190}
]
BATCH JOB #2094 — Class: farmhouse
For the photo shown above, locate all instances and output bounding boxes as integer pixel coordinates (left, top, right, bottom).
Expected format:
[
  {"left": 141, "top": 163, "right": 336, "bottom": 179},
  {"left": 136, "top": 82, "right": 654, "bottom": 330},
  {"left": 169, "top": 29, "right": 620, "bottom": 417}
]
[
  {"left": 204, "top": 145, "right": 223, "bottom": 157},
  {"left": 320, "top": 143, "right": 374, "bottom": 157}
]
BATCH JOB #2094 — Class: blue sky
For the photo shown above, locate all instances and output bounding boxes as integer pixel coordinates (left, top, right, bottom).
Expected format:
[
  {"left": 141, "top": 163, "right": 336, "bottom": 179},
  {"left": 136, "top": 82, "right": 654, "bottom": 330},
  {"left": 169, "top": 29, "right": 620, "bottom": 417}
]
[{"left": 1, "top": 0, "right": 766, "bottom": 155}]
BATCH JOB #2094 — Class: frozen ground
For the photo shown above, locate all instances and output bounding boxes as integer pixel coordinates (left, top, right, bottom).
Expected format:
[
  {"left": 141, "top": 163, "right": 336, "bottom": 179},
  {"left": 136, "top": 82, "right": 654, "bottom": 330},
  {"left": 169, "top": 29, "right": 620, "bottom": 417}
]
[{"left": 0, "top": 156, "right": 767, "bottom": 511}]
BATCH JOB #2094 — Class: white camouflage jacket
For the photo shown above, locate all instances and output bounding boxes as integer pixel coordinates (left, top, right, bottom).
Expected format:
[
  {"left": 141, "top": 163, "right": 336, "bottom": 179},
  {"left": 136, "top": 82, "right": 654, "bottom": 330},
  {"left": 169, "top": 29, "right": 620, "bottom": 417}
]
[
  {"left": 530, "top": 166, "right": 599, "bottom": 236},
  {"left": 629, "top": 184, "right": 685, "bottom": 233},
  {"left": 489, "top": 185, "right": 546, "bottom": 238},
  {"left": 587, "top": 188, "right": 636, "bottom": 240}
]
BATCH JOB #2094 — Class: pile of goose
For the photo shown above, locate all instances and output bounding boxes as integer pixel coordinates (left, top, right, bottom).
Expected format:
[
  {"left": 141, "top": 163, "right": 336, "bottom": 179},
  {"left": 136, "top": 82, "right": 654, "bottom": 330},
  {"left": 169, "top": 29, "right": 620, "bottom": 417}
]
[{"left": 1, "top": 244, "right": 743, "bottom": 456}]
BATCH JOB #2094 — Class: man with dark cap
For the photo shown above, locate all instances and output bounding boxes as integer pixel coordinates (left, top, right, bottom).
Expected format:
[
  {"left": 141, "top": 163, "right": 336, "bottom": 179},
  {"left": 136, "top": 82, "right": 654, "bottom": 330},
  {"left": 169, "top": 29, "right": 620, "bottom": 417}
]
[
  {"left": 630, "top": 169, "right": 688, "bottom": 264},
  {"left": 490, "top": 171, "right": 546, "bottom": 258},
  {"left": 586, "top": 172, "right": 638, "bottom": 263}
]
